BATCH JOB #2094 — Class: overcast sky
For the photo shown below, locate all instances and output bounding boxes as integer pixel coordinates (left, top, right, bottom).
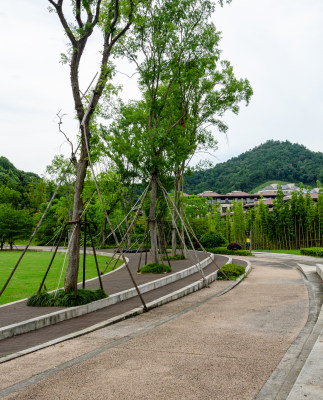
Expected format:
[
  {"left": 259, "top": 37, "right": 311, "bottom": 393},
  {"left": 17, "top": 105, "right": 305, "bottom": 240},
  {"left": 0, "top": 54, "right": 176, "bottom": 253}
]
[{"left": 1, "top": 0, "right": 323, "bottom": 175}]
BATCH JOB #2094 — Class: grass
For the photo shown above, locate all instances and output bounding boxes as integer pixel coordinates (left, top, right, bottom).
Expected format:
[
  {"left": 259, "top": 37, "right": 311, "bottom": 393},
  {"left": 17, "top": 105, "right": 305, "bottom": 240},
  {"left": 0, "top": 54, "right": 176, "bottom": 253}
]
[
  {"left": 0, "top": 251, "right": 122, "bottom": 305},
  {"left": 254, "top": 249, "right": 301, "bottom": 255}
]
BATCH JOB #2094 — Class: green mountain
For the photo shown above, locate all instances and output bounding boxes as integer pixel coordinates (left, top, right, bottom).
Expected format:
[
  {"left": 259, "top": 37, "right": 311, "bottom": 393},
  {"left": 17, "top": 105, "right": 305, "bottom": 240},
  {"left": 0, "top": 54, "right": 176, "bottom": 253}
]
[
  {"left": 0, "top": 157, "right": 39, "bottom": 191},
  {"left": 184, "top": 140, "right": 323, "bottom": 194}
]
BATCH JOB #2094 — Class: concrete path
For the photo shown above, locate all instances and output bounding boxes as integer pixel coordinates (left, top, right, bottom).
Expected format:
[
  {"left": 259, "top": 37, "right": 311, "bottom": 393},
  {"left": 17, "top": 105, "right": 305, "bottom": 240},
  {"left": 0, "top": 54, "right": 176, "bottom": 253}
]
[
  {"left": 0, "top": 249, "right": 230, "bottom": 359},
  {"left": 0, "top": 253, "right": 321, "bottom": 399}
]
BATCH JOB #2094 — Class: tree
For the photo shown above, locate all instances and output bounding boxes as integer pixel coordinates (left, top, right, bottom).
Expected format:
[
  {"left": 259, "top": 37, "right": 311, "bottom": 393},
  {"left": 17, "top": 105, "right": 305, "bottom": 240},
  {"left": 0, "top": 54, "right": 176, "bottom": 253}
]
[
  {"left": 0, "top": 186, "right": 22, "bottom": 209},
  {"left": 104, "top": 0, "right": 251, "bottom": 262},
  {"left": 48, "top": 0, "right": 136, "bottom": 292},
  {"left": 25, "top": 178, "right": 47, "bottom": 213},
  {"left": 0, "top": 205, "right": 33, "bottom": 250}
]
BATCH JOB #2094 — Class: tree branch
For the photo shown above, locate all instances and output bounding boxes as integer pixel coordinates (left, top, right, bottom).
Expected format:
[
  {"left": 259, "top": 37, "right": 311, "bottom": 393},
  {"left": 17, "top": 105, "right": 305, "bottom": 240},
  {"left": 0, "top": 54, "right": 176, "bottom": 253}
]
[
  {"left": 75, "top": 0, "right": 83, "bottom": 28},
  {"left": 48, "top": 0, "right": 77, "bottom": 48}
]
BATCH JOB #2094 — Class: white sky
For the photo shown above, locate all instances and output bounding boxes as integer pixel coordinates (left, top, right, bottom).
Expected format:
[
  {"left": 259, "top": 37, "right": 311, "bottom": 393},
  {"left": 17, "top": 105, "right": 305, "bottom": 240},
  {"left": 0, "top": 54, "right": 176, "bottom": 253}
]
[{"left": 1, "top": 0, "right": 323, "bottom": 175}]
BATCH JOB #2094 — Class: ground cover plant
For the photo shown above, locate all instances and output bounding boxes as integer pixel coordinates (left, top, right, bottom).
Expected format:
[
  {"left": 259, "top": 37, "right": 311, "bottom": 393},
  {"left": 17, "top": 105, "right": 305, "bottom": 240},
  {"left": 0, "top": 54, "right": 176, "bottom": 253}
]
[
  {"left": 139, "top": 263, "right": 172, "bottom": 274},
  {"left": 0, "top": 251, "right": 122, "bottom": 305},
  {"left": 217, "top": 264, "right": 245, "bottom": 280},
  {"left": 161, "top": 254, "right": 185, "bottom": 261},
  {"left": 300, "top": 247, "right": 323, "bottom": 257},
  {"left": 27, "top": 288, "right": 107, "bottom": 307},
  {"left": 206, "top": 247, "right": 252, "bottom": 256}
]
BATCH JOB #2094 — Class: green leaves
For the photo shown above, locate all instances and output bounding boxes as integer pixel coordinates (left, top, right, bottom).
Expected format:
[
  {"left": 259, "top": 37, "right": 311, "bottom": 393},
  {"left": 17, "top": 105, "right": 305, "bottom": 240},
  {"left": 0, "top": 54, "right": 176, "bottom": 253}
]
[
  {"left": 0, "top": 204, "right": 33, "bottom": 244},
  {"left": 104, "top": 0, "right": 252, "bottom": 185}
]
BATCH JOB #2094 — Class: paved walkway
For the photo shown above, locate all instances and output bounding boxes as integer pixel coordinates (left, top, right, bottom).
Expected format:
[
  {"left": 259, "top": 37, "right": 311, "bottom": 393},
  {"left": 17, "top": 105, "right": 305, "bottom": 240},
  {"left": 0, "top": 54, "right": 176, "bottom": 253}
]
[
  {"left": 0, "top": 248, "right": 229, "bottom": 358},
  {"left": 1, "top": 253, "right": 322, "bottom": 399}
]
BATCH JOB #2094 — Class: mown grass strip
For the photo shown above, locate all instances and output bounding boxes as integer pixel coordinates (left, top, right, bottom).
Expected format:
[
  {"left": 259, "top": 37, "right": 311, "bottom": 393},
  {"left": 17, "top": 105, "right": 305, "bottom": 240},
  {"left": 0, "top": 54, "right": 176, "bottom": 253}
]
[{"left": 0, "top": 251, "right": 122, "bottom": 305}]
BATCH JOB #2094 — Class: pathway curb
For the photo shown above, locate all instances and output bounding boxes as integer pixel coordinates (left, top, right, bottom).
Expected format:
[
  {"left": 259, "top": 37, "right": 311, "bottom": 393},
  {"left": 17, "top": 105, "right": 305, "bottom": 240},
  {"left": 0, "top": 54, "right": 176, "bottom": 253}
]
[{"left": 285, "top": 264, "right": 323, "bottom": 399}]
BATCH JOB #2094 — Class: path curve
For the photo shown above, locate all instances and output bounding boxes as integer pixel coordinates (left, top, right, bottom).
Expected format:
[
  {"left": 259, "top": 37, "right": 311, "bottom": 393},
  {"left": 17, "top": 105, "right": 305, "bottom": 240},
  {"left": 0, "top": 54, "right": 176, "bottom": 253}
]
[{"left": 1, "top": 253, "right": 321, "bottom": 399}]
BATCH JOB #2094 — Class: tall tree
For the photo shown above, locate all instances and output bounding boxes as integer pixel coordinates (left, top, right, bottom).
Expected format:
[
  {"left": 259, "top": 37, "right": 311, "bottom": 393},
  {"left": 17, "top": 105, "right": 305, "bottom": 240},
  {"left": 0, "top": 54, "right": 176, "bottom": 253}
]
[
  {"left": 48, "top": 0, "right": 136, "bottom": 291},
  {"left": 105, "top": 0, "right": 251, "bottom": 262}
]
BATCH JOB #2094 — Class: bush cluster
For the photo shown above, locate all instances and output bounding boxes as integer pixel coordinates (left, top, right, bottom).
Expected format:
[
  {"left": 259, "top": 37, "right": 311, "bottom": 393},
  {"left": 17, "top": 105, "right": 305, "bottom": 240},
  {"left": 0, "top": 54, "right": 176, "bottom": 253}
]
[
  {"left": 160, "top": 254, "right": 185, "bottom": 261},
  {"left": 217, "top": 263, "right": 246, "bottom": 280},
  {"left": 27, "top": 289, "right": 108, "bottom": 307},
  {"left": 300, "top": 247, "right": 323, "bottom": 257},
  {"left": 139, "top": 263, "right": 172, "bottom": 273},
  {"left": 206, "top": 247, "right": 252, "bottom": 256},
  {"left": 227, "top": 242, "right": 242, "bottom": 250},
  {"left": 199, "top": 232, "right": 227, "bottom": 248}
]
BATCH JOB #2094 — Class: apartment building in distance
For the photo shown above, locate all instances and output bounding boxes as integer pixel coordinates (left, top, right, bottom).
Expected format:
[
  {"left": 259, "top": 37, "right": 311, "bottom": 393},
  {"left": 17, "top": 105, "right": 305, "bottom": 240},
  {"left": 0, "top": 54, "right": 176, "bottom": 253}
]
[{"left": 197, "top": 183, "right": 320, "bottom": 214}]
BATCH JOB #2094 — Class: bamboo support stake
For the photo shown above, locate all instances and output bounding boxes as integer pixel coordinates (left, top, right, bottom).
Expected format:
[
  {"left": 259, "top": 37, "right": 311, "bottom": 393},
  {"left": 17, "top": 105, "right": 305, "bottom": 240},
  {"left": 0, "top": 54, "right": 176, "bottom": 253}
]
[
  {"left": 83, "top": 125, "right": 148, "bottom": 311},
  {"left": 38, "top": 225, "right": 67, "bottom": 293}
]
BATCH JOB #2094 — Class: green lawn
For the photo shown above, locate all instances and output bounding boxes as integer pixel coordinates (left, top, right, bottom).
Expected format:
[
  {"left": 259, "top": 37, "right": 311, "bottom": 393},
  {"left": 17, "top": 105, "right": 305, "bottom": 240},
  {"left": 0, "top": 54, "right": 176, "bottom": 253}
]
[
  {"left": 254, "top": 249, "right": 301, "bottom": 255},
  {"left": 0, "top": 251, "right": 122, "bottom": 305}
]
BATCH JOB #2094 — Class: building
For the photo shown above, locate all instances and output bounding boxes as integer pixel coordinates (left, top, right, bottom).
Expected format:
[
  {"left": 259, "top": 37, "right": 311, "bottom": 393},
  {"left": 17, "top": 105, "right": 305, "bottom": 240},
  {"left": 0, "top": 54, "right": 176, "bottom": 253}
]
[{"left": 197, "top": 185, "right": 321, "bottom": 214}]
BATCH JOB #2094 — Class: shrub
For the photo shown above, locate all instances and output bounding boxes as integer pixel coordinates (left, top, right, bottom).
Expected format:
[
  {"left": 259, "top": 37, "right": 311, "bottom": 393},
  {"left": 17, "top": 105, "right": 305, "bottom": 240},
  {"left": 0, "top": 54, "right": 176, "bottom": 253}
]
[
  {"left": 300, "top": 247, "right": 323, "bottom": 257},
  {"left": 139, "top": 263, "right": 172, "bottom": 273},
  {"left": 227, "top": 242, "right": 242, "bottom": 250},
  {"left": 27, "top": 289, "right": 108, "bottom": 307},
  {"left": 206, "top": 247, "right": 252, "bottom": 256},
  {"left": 217, "top": 263, "right": 246, "bottom": 280},
  {"left": 199, "top": 232, "right": 227, "bottom": 248},
  {"left": 160, "top": 254, "right": 185, "bottom": 261}
]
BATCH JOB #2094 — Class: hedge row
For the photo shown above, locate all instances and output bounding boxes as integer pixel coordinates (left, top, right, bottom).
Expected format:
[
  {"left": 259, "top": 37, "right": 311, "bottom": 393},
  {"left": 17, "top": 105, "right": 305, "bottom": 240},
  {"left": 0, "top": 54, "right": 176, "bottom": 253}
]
[
  {"left": 206, "top": 247, "right": 252, "bottom": 256},
  {"left": 300, "top": 247, "right": 323, "bottom": 257}
]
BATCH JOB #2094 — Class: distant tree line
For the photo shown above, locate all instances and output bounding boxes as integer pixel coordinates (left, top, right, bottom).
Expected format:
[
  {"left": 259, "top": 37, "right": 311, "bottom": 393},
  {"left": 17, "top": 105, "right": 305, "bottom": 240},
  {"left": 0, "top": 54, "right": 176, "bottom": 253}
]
[
  {"left": 201, "top": 184, "right": 323, "bottom": 250},
  {"left": 1, "top": 154, "right": 322, "bottom": 252}
]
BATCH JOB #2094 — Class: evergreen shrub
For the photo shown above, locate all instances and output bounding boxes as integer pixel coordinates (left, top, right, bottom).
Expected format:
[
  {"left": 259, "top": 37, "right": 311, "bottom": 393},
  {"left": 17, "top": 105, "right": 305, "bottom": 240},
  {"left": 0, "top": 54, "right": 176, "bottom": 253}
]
[
  {"left": 199, "top": 232, "right": 227, "bottom": 248},
  {"left": 27, "top": 289, "right": 108, "bottom": 307},
  {"left": 139, "top": 263, "right": 172, "bottom": 273},
  {"left": 206, "top": 247, "right": 252, "bottom": 256},
  {"left": 300, "top": 247, "right": 323, "bottom": 257},
  {"left": 217, "top": 263, "right": 246, "bottom": 280}
]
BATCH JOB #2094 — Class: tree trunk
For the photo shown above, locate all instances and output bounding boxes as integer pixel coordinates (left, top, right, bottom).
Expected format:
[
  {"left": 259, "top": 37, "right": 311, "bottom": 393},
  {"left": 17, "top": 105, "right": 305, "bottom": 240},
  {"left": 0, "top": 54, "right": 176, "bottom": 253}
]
[
  {"left": 158, "top": 219, "right": 166, "bottom": 255},
  {"left": 64, "top": 155, "right": 88, "bottom": 292},
  {"left": 102, "top": 218, "right": 107, "bottom": 247},
  {"left": 149, "top": 172, "right": 159, "bottom": 264},
  {"left": 171, "top": 173, "right": 180, "bottom": 257}
]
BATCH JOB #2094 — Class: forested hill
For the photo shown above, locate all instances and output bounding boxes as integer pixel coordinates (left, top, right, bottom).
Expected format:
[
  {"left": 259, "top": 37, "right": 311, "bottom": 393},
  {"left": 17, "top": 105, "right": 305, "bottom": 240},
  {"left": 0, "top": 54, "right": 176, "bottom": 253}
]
[
  {"left": 0, "top": 157, "right": 39, "bottom": 190},
  {"left": 184, "top": 140, "right": 323, "bottom": 194}
]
